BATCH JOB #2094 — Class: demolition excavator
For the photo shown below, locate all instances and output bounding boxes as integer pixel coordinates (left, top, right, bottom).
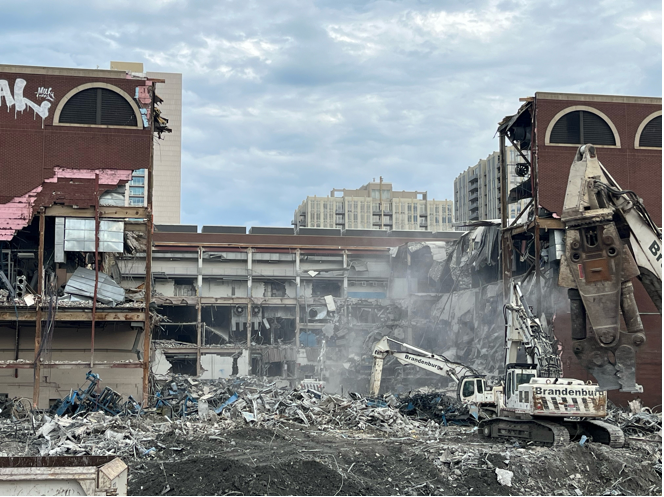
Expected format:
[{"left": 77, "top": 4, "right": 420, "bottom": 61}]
[
  {"left": 370, "top": 282, "right": 623, "bottom": 445},
  {"left": 369, "top": 145, "right": 659, "bottom": 445},
  {"left": 477, "top": 282, "right": 622, "bottom": 446},
  {"left": 368, "top": 334, "right": 500, "bottom": 407},
  {"left": 558, "top": 144, "right": 662, "bottom": 393}
]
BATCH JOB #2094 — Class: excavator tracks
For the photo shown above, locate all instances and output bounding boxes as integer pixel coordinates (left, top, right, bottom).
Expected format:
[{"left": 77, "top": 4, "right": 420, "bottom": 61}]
[
  {"left": 479, "top": 417, "right": 625, "bottom": 447},
  {"left": 581, "top": 419, "right": 625, "bottom": 448},
  {"left": 479, "top": 417, "right": 570, "bottom": 446}
]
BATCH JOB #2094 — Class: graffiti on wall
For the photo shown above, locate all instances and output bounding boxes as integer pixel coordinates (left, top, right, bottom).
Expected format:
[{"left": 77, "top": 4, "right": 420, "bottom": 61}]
[
  {"left": 35, "top": 86, "right": 55, "bottom": 101},
  {"left": 0, "top": 78, "right": 52, "bottom": 127}
]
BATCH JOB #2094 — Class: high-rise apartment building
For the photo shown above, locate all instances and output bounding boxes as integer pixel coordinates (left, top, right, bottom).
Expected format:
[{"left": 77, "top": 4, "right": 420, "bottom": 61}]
[
  {"left": 454, "top": 146, "right": 528, "bottom": 226},
  {"left": 295, "top": 179, "right": 454, "bottom": 231},
  {"left": 110, "top": 62, "right": 182, "bottom": 224}
]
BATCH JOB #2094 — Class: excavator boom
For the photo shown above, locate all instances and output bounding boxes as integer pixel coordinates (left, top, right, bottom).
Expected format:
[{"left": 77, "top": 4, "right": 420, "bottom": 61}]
[{"left": 369, "top": 336, "right": 480, "bottom": 397}]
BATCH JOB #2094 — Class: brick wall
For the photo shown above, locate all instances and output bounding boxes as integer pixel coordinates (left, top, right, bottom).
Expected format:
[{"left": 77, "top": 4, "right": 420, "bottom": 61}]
[
  {"left": 534, "top": 97, "right": 662, "bottom": 225},
  {"left": 0, "top": 71, "right": 152, "bottom": 205}
]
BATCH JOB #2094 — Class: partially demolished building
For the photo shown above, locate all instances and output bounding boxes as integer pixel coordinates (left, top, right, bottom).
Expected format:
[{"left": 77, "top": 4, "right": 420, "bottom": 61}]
[
  {"left": 0, "top": 64, "right": 168, "bottom": 408},
  {"left": 1, "top": 77, "right": 660, "bottom": 414},
  {"left": 124, "top": 227, "right": 462, "bottom": 393}
]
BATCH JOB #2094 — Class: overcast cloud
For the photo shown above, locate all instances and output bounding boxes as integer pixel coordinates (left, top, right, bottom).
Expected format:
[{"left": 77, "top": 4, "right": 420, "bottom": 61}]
[{"left": 1, "top": 0, "right": 660, "bottom": 227}]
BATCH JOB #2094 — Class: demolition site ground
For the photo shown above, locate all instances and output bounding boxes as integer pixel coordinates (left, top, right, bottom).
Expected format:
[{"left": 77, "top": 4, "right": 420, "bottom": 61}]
[
  {"left": 0, "top": 375, "right": 659, "bottom": 496},
  {"left": 129, "top": 425, "right": 661, "bottom": 496}
]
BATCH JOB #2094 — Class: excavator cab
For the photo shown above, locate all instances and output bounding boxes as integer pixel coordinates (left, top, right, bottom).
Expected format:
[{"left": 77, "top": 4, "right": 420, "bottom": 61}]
[
  {"left": 458, "top": 375, "right": 495, "bottom": 405},
  {"left": 504, "top": 363, "right": 538, "bottom": 409}
]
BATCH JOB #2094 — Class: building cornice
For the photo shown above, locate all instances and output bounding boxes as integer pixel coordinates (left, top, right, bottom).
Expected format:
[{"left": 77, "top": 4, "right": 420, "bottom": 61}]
[{"left": 535, "top": 92, "right": 661, "bottom": 105}]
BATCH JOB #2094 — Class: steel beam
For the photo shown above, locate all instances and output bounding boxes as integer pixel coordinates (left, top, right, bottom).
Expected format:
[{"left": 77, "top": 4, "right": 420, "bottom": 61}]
[
  {"left": 0, "top": 361, "right": 143, "bottom": 369},
  {"left": 142, "top": 82, "right": 155, "bottom": 406},
  {"left": 33, "top": 209, "right": 45, "bottom": 408},
  {"left": 0, "top": 311, "right": 145, "bottom": 321},
  {"left": 44, "top": 205, "right": 149, "bottom": 219}
]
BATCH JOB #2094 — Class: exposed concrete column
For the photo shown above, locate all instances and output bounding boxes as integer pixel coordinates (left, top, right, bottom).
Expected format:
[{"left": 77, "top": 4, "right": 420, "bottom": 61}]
[
  {"left": 196, "top": 247, "right": 203, "bottom": 376},
  {"left": 197, "top": 246, "right": 203, "bottom": 292},
  {"left": 342, "top": 250, "right": 348, "bottom": 298},
  {"left": 246, "top": 301, "right": 252, "bottom": 374},
  {"left": 295, "top": 248, "right": 300, "bottom": 349},
  {"left": 196, "top": 297, "right": 202, "bottom": 377},
  {"left": 499, "top": 132, "right": 511, "bottom": 303},
  {"left": 247, "top": 248, "right": 253, "bottom": 297},
  {"left": 406, "top": 250, "right": 412, "bottom": 295},
  {"left": 295, "top": 249, "right": 301, "bottom": 298}
]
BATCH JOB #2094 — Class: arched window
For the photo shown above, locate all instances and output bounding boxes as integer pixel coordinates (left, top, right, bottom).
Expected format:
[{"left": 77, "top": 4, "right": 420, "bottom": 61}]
[
  {"left": 53, "top": 83, "right": 143, "bottom": 129},
  {"left": 59, "top": 88, "right": 137, "bottom": 126},
  {"left": 637, "top": 115, "right": 662, "bottom": 148},
  {"left": 549, "top": 110, "right": 616, "bottom": 146}
]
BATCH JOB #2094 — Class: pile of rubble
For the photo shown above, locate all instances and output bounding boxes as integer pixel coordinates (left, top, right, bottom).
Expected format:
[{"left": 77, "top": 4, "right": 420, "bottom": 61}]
[
  {"left": 0, "top": 374, "right": 449, "bottom": 459},
  {"left": 0, "top": 372, "right": 660, "bottom": 468},
  {"left": 397, "top": 390, "right": 477, "bottom": 424},
  {"left": 605, "top": 399, "right": 662, "bottom": 442},
  {"left": 149, "top": 374, "right": 440, "bottom": 435}
]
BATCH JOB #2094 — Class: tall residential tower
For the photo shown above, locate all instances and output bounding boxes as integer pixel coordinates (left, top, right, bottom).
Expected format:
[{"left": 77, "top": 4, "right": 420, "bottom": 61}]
[
  {"left": 295, "top": 179, "right": 454, "bottom": 232},
  {"left": 110, "top": 62, "right": 182, "bottom": 224},
  {"left": 454, "top": 146, "right": 529, "bottom": 226}
]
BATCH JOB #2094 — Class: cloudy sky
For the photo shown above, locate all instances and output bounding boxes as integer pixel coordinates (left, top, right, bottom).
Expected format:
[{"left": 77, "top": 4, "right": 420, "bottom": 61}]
[{"left": 1, "top": 0, "right": 661, "bottom": 227}]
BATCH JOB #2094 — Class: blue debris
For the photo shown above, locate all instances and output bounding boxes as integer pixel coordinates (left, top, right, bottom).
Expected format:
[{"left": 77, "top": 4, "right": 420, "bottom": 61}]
[{"left": 214, "top": 393, "right": 239, "bottom": 414}]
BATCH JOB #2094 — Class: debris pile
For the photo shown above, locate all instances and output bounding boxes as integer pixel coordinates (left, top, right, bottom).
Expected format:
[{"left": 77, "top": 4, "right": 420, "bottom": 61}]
[
  {"left": 148, "top": 374, "right": 442, "bottom": 435},
  {"left": 605, "top": 400, "right": 662, "bottom": 442},
  {"left": 0, "top": 370, "right": 660, "bottom": 496},
  {"left": 397, "top": 391, "right": 477, "bottom": 424},
  {"left": 50, "top": 371, "right": 142, "bottom": 417}
]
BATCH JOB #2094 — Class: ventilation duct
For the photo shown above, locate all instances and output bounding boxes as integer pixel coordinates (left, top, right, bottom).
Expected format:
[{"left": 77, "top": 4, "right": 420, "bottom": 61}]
[{"left": 307, "top": 307, "right": 327, "bottom": 320}]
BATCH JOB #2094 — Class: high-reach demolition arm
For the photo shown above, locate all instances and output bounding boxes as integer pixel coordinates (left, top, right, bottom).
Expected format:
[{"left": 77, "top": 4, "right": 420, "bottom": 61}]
[{"left": 558, "top": 144, "right": 662, "bottom": 393}]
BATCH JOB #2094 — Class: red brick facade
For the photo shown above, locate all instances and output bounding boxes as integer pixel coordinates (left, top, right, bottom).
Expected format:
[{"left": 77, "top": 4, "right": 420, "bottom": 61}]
[
  {"left": 0, "top": 68, "right": 153, "bottom": 205},
  {"left": 534, "top": 94, "right": 662, "bottom": 225},
  {"left": 532, "top": 93, "right": 662, "bottom": 407}
]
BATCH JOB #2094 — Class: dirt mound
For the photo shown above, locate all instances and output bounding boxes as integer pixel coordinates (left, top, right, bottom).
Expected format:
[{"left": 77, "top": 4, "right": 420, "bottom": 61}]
[{"left": 131, "top": 456, "right": 364, "bottom": 496}]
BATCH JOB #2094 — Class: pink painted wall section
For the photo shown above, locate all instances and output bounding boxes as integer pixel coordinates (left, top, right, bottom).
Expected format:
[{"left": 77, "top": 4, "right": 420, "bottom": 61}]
[
  {"left": 0, "top": 168, "right": 133, "bottom": 241},
  {"left": 0, "top": 188, "right": 43, "bottom": 240},
  {"left": 46, "top": 167, "right": 133, "bottom": 183}
]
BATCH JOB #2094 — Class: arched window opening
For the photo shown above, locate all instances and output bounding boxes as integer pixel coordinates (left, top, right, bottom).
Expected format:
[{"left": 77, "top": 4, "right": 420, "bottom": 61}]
[
  {"left": 639, "top": 115, "right": 662, "bottom": 148},
  {"left": 550, "top": 110, "right": 616, "bottom": 146},
  {"left": 59, "top": 88, "right": 138, "bottom": 126}
]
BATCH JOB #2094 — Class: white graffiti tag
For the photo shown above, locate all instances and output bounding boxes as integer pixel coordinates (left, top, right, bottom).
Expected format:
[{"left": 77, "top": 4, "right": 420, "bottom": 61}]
[
  {"left": 0, "top": 78, "right": 51, "bottom": 127},
  {"left": 35, "top": 86, "right": 55, "bottom": 101}
]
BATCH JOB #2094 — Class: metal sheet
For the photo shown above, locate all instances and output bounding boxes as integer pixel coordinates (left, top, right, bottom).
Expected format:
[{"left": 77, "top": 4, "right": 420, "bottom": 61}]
[
  {"left": 64, "top": 267, "right": 125, "bottom": 304},
  {"left": 63, "top": 218, "right": 124, "bottom": 254},
  {"left": 55, "top": 217, "right": 65, "bottom": 263}
]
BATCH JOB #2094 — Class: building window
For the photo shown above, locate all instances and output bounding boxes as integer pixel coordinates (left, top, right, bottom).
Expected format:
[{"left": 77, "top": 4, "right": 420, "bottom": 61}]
[
  {"left": 59, "top": 88, "right": 138, "bottom": 126},
  {"left": 129, "top": 176, "right": 145, "bottom": 186},
  {"left": 129, "top": 197, "right": 144, "bottom": 206},
  {"left": 548, "top": 108, "right": 617, "bottom": 146},
  {"left": 638, "top": 115, "right": 662, "bottom": 148},
  {"left": 129, "top": 186, "right": 144, "bottom": 196}
]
